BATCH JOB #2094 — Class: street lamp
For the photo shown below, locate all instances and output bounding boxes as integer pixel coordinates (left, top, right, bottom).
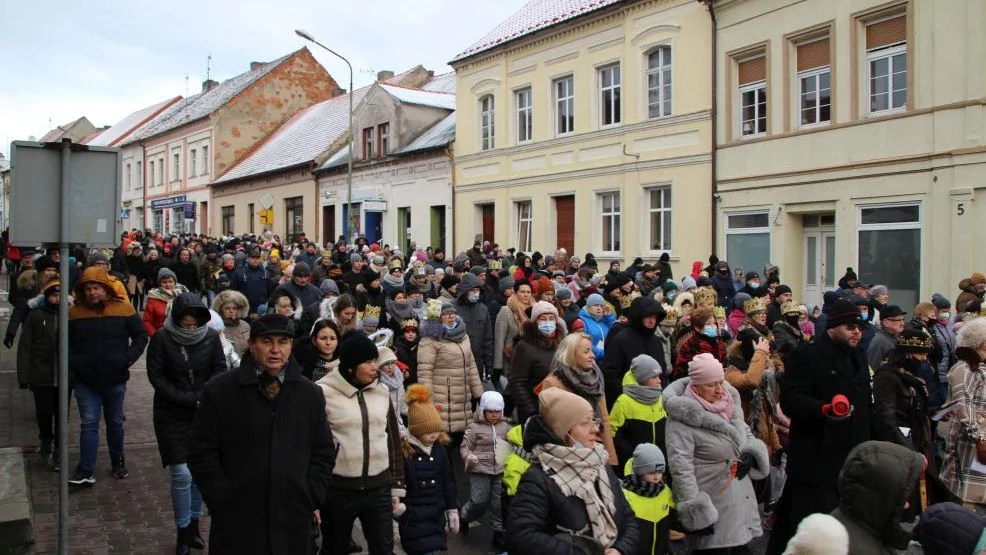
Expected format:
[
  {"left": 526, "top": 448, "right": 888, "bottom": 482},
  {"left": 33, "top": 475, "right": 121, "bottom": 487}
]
[{"left": 295, "top": 29, "right": 355, "bottom": 243}]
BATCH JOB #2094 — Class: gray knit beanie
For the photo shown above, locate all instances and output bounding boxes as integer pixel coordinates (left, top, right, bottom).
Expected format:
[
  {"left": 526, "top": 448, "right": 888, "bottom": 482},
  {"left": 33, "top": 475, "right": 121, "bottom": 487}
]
[
  {"left": 631, "top": 443, "right": 666, "bottom": 476},
  {"left": 630, "top": 354, "right": 662, "bottom": 384}
]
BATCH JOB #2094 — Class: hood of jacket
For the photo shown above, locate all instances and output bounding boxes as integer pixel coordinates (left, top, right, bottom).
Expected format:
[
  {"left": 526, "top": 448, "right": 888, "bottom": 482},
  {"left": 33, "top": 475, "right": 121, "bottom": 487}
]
[
  {"left": 17, "top": 269, "right": 38, "bottom": 291},
  {"left": 627, "top": 296, "right": 664, "bottom": 334},
  {"left": 212, "top": 289, "right": 249, "bottom": 319},
  {"left": 457, "top": 273, "right": 483, "bottom": 304},
  {"left": 170, "top": 292, "right": 211, "bottom": 324},
  {"left": 837, "top": 440, "right": 924, "bottom": 548},
  {"left": 662, "top": 376, "right": 744, "bottom": 447},
  {"left": 419, "top": 315, "right": 465, "bottom": 341},
  {"left": 522, "top": 414, "right": 565, "bottom": 451},
  {"left": 73, "top": 267, "right": 125, "bottom": 301}
]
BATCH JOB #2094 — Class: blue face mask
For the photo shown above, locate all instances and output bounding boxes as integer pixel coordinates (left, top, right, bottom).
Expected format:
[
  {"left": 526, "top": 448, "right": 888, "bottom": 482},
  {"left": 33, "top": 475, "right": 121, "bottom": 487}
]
[
  {"left": 702, "top": 325, "right": 718, "bottom": 338},
  {"left": 444, "top": 321, "right": 458, "bottom": 331},
  {"left": 667, "top": 292, "right": 676, "bottom": 301},
  {"left": 538, "top": 320, "right": 557, "bottom": 336},
  {"left": 467, "top": 291, "right": 481, "bottom": 303}
]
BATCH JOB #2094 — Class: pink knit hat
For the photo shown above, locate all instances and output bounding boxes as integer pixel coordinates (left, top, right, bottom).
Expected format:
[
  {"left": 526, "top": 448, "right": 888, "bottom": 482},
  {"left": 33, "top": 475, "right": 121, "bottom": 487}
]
[
  {"left": 531, "top": 300, "right": 559, "bottom": 322},
  {"left": 687, "top": 353, "right": 724, "bottom": 385}
]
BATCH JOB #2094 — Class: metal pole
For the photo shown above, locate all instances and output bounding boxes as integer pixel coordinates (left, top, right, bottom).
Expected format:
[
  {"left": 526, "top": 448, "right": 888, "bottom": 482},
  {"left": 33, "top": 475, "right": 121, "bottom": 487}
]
[{"left": 57, "top": 138, "right": 71, "bottom": 555}]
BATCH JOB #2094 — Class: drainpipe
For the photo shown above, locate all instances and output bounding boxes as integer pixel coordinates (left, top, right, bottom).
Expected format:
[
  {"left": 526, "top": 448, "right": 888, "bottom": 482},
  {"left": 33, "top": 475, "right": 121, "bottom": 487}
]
[
  {"left": 702, "top": 0, "right": 719, "bottom": 256},
  {"left": 444, "top": 144, "right": 455, "bottom": 254}
]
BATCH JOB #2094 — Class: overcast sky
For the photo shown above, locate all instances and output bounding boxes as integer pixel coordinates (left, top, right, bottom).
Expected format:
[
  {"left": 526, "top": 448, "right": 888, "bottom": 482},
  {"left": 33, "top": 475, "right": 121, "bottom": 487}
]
[{"left": 0, "top": 0, "right": 530, "bottom": 157}]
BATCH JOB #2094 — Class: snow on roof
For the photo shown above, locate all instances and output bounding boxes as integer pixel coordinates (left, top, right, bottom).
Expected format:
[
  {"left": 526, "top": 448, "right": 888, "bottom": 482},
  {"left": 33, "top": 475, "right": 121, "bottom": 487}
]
[
  {"left": 125, "top": 52, "right": 295, "bottom": 143},
  {"left": 379, "top": 84, "right": 456, "bottom": 110},
  {"left": 451, "top": 0, "right": 624, "bottom": 63},
  {"left": 421, "top": 72, "right": 456, "bottom": 94},
  {"left": 86, "top": 97, "right": 181, "bottom": 146},
  {"left": 214, "top": 86, "right": 372, "bottom": 183},
  {"left": 398, "top": 112, "right": 456, "bottom": 154}
]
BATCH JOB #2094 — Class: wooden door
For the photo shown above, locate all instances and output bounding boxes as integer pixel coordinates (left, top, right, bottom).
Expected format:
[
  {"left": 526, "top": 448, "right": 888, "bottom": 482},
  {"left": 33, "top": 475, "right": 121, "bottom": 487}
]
[
  {"left": 481, "top": 204, "right": 495, "bottom": 242},
  {"left": 555, "top": 195, "right": 575, "bottom": 253}
]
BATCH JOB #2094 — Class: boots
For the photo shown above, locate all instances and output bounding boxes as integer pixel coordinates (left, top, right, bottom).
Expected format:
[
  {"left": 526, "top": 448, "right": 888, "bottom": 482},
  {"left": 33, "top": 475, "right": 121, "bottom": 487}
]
[
  {"left": 188, "top": 519, "right": 205, "bottom": 549},
  {"left": 176, "top": 526, "right": 191, "bottom": 555}
]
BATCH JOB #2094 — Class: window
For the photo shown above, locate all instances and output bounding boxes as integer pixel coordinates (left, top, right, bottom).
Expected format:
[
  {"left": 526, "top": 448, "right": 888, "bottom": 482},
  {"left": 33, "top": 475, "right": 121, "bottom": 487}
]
[
  {"left": 136, "top": 161, "right": 142, "bottom": 188},
  {"left": 797, "top": 38, "right": 831, "bottom": 127},
  {"left": 172, "top": 151, "right": 180, "bottom": 181},
  {"left": 738, "top": 56, "right": 767, "bottom": 137},
  {"left": 158, "top": 158, "right": 164, "bottom": 185},
  {"left": 378, "top": 123, "right": 389, "bottom": 156},
  {"left": 480, "top": 95, "right": 495, "bottom": 150},
  {"left": 516, "top": 201, "right": 532, "bottom": 252},
  {"left": 247, "top": 203, "right": 255, "bottom": 234},
  {"left": 866, "top": 16, "right": 907, "bottom": 115},
  {"left": 285, "top": 196, "right": 304, "bottom": 240},
  {"left": 858, "top": 203, "right": 920, "bottom": 311},
  {"left": 599, "top": 64, "right": 621, "bottom": 126},
  {"left": 554, "top": 76, "right": 574, "bottom": 136},
  {"left": 726, "top": 212, "right": 771, "bottom": 274},
  {"left": 190, "top": 149, "right": 197, "bottom": 176},
  {"left": 221, "top": 206, "right": 235, "bottom": 235},
  {"left": 362, "top": 127, "right": 374, "bottom": 159},
  {"left": 599, "top": 192, "right": 621, "bottom": 253},
  {"left": 647, "top": 187, "right": 672, "bottom": 252},
  {"left": 201, "top": 146, "right": 209, "bottom": 175},
  {"left": 647, "top": 46, "right": 672, "bottom": 118},
  {"left": 125, "top": 164, "right": 131, "bottom": 190},
  {"left": 514, "top": 87, "right": 532, "bottom": 143},
  {"left": 152, "top": 210, "right": 163, "bottom": 233}
]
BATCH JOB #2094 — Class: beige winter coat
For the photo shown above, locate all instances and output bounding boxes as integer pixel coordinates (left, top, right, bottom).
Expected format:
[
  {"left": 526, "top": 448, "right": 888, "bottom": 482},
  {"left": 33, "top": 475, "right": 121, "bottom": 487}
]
[{"left": 417, "top": 318, "right": 484, "bottom": 434}]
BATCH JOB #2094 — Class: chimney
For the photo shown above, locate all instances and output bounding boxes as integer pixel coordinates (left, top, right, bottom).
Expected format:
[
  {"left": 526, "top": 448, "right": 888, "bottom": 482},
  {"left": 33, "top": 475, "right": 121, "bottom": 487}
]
[
  {"left": 330, "top": 87, "right": 347, "bottom": 97},
  {"left": 202, "top": 79, "right": 219, "bottom": 92},
  {"left": 250, "top": 61, "right": 266, "bottom": 71},
  {"left": 377, "top": 70, "right": 395, "bottom": 82}
]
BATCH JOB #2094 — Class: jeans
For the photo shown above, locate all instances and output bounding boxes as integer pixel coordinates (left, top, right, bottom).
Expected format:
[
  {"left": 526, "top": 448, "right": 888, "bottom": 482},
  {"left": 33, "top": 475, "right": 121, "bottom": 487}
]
[
  {"left": 321, "top": 485, "right": 393, "bottom": 555},
  {"left": 170, "top": 464, "right": 203, "bottom": 528},
  {"left": 461, "top": 473, "right": 503, "bottom": 532},
  {"left": 74, "top": 382, "right": 127, "bottom": 473}
]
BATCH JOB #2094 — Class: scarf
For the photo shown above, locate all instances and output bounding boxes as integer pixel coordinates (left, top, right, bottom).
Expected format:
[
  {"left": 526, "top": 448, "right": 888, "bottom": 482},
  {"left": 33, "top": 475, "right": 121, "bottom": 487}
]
[
  {"left": 386, "top": 298, "right": 415, "bottom": 323},
  {"left": 163, "top": 315, "right": 210, "bottom": 346},
  {"left": 534, "top": 443, "right": 618, "bottom": 548},
  {"left": 378, "top": 367, "right": 404, "bottom": 392},
  {"left": 621, "top": 474, "right": 666, "bottom": 498},
  {"left": 622, "top": 384, "right": 663, "bottom": 405},
  {"left": 553, "top": 360, "right": 605, "bottom": 406},
  {"left": 310, "top": 357, "right": 338, "bottom": 382},
  {"left": 382, "top": 272, "right": 404, "bottom": 290},
  {"left": 684, "top": 380, "right": 735, "bottom": 422},
  {"left": 147, "top": 284, "right": 187, "bottom": 303},
  {"left": 443, "top": 317, "right": 468, "bottom": 342},
  {"left": 507, "top": 294, "right": 532, "bottom": 329}
]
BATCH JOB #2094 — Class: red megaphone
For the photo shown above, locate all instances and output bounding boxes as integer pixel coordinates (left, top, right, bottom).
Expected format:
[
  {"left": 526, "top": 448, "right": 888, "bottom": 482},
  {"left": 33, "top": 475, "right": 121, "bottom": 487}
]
[{"left": 830, "top": 394, "right": 850, "bottom": 417}]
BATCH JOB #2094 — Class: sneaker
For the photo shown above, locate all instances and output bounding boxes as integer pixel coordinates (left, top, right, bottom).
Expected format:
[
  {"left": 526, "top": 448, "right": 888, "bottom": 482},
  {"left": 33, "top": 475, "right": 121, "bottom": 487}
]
[
  {"left": 111, "top": 463, "right": 129, "bottom": 479},
  {"left": 67, "top": 469, "right": 94, "bottom": 487},
  {"left": 48, "top": 451, "right": 59, "bottom": 473}
]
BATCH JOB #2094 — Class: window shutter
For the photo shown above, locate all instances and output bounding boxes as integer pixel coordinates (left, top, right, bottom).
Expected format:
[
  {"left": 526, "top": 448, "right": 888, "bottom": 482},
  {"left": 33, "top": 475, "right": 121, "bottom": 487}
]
[
  {"left": 738, "top": 56, "right": 766, "bottom": 86},
  {"left": 797, "top": 38, "right": 830, "bottom": 72},
  {"left": 866, "top": 16, "right": 906, "bottom": 50}
]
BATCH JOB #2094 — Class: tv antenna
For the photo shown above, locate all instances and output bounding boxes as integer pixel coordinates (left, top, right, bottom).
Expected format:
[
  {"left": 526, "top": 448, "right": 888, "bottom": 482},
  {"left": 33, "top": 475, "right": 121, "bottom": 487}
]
[{"left": 206, "top": 54, "right": 213, "bottom": 81}]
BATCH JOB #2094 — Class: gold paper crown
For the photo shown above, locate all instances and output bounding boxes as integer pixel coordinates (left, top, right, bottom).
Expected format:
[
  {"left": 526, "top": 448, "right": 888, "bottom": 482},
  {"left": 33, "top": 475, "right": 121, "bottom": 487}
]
[
  {"left": 744, "top": 297, "right": 767, "bottom": 315},
  {"left": 897, "top": 332, "right": 933, "bottom": 351},
  {"left": 780, "top": 300, "right": 800, "bottom": 316},
  {"left": 662, "top": 305, "right": 678, "bottom": 322},
  {"left": 714, "top": 306, "right": 726, "bottom": 319},
  {"left": 488, "top": 260, "right": 502, "bottom": 270},
  {"left": 694, "top": 287, "right": 717, "bottom": 308},
  {"left": 362, "top": 305, "right": 382, "bottom": 319},
  {"left": 400, "top": 317, "right": 419, "bottom": 330},
  {"left": 388, "top": 258, "right": 403, "bottom": 270}
]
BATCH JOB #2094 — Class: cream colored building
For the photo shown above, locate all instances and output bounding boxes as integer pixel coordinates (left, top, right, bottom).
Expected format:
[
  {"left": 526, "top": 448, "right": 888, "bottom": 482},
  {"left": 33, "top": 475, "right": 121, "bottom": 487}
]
[
  {"left": 713, "top": 0, "right": 986, "bottom": 312},
  {"left": 450, "top": 0, "right": 712, "bottom": 277}
]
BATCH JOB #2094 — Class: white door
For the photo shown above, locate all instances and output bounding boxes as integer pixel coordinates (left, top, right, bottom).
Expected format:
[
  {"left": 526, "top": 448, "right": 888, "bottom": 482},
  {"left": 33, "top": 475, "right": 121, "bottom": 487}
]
[{"left": 804, "top": 230, "right": 836, "bottom": 311}]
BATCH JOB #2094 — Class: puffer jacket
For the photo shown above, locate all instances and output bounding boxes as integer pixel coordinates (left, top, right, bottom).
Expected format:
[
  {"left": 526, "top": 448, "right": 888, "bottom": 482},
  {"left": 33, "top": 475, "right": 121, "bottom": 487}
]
[
  {"left": 417, "top": 317, "right": 485, "bottom": 434},
  {"left": 579, "top": 306, "right": 615, "bottom": 360},
  {"left": 461, "top": 411, "right": 510, "bottom": 475},
  {"left": 957, "top": 277, "right": 985, "bottom": 314},
  {"left": 399, "top": 436, "right": 458, "bottom": 554},
  {"left": 831, "top": 441, "right": 924, "bottom": 555},
  {"left": 142, "top": 285, "right": 188, "bottom": 336},
  {"left": 16, "top": 302, "right": 59, "bottom": 388},
  {"left": 509, "top": 320, "right": 564, "bottom": 423},
  {"left": 146, "top": 293, "right": 226, "bottom": 467},
  {"left": 507, "top": 415, "right": 640, "bottom": 555},
  {"left": 913, "top": 501, "right": 986, "bottom": 555},
  {"left": 663, "top": 378, "right": 769, "bottom": 551}
]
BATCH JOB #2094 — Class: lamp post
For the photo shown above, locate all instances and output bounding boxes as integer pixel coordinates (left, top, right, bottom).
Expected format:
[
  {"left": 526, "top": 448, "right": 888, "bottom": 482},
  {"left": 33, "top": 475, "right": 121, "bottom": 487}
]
[{"left": 295, "top": 29, "right": 355, "bottom": 243}]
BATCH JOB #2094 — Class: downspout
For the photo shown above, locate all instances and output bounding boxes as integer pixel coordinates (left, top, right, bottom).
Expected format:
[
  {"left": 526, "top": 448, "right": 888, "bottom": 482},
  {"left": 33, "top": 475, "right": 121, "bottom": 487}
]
[
  {"left": 444, "top": 144, "right": 456, "bottom": 254},
  {"left": 702, "top": 0, "right": 719, "bottom": 257}
]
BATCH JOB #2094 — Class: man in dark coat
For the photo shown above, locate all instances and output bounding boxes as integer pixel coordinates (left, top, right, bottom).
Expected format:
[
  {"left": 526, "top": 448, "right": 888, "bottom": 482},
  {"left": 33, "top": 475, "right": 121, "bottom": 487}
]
[
  {"left": 170, "top": 248, "right": 201, "bottom": 293},
  {"left": 709, "top": 260, "right": 735, "bottom": 308},
  {"left": 268, "top": 262, "right": 321, "bottom": 309},
  {"left": 765, "top": 284, "right": 793, "bottom": 328},
  {"left": 339, "top": 253, "right": 365, "bottom": 295},
  {"left": 867, "top": 304, "right": 907, "bottom": 370},
  {"left": 456, "top": 273, "right": 494, "bottom": 381},
  {"left": 766, "top": 299, "right": 890, "bottom": 555},
  {"left": 188, "top": 314, "right": 335, "bottom": 555},
  {"left": 233, "top": 246, "right": 275, "bottom": 317},
  {"left": 601, "top": 297, "right": 667, "bottom": 408}
]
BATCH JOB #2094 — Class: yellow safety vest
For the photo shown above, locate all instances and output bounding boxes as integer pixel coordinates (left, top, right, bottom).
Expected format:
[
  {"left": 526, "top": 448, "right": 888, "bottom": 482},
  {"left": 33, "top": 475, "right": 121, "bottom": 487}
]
[{"left": 502, "top": 425, "right": 532, "bottom": 496}]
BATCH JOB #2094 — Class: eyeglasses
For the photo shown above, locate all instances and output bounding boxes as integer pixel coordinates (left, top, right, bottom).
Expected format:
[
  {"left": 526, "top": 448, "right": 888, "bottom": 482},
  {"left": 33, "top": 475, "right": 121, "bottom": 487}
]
[{"left": 580, "top": 417, "right": 603, "bottom": 430}]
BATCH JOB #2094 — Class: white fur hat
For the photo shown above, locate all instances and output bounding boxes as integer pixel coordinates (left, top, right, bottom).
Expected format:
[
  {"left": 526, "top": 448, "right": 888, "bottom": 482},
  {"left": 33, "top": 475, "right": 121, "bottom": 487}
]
[
  {"left": 782, "top": 513, "right": 848, "bottom": 555},
  {"left": 958, "top": 317, "right": 986, "bottom": 349}
]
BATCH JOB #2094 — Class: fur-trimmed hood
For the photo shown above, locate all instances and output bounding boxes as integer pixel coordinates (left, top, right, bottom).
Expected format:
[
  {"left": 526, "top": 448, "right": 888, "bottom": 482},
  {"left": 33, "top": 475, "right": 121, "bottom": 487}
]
[
  {"left": 419, "top": 316, "right": 465, "bottom": 340},
  {"left": 782, "top": 513, "right": 849, "bottom": 555},
  {"left": 17, "top": 269, "right": 38, "bottom": 291},
  {"left": 212, "top": 289, "right": 249, "bottom": 319}
]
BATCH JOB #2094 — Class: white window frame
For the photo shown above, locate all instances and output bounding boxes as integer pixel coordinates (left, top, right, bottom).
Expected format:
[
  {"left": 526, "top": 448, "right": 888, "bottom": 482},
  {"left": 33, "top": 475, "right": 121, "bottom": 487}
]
[
  {"left": 158, "top": 157, "right": 164, "bottom": 185},
  {"left": 479, "top": 95, "right": 495, "bottom": 151},
  {"left": 646, "top": 45, "right": 673, "bottom": 119},
  {"left": 866, "top": 43, "right": 907, "bottom": 116},
  {"left": 739, "top": 81, "right": 767, "bottom": 138},
  {"left": 598, "top": 64, "right": 621, "bottom": 127},
  {"left": 190, "top": 149, "right": 197, "bottom": 177},
  {"left": 598, "top": 191, "right": 622, "bottom": 255},
  {"left": 125, "top": 163, "right": 131, "bottom": 191},
  {"left": 798, "top": 66, "right": 831, "bottom": 129},
  {"left": 515, "top": 87, "right": 533, "bottom": 144},
  {"left": 554, "top": 75, "right": 574, "bottom": 137},
  {"left": 171, "top": 150, "right": 181, "bottom": 182},
  {"left": 515, "top": 200, "right": 532, "bottom": 252},
  {"left": 724, "top": 210, "right": 771, "bottom": 269},
  {"left": 136, "top": 161, "right": 142, "bottom": 188},
  {"left": 856, "top": 202, "right": 921, "bottom": 231},
  {"left": 379, "top": 123, "right": 390, "bottom": 155},
  {"left": 201, "top": 146, "right": 209, "bottom": 175},
  {"left": 149, "top": 161, "right": 155, "bottom": 188},
  {"left": 362, "top": 127, "right": 374, "bottom": 160},
  {"left": 646, "top": 186, "right": 672, "bottom": 255}
]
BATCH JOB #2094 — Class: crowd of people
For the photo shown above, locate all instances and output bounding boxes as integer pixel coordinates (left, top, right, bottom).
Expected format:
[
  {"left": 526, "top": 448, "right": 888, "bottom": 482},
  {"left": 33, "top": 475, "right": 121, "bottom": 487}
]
[{"left": 8, "top": 226, "right": 986, "bottom": 554}]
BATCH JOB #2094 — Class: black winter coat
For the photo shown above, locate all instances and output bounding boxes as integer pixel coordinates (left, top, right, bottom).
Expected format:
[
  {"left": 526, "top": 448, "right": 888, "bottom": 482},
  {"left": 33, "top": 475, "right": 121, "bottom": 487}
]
[
  {"left": 509, "top": 322, "right": 562, "bottom": 423},
  {"left": 233, "top": 263, "right": 275, "bottom": 315},
  {"left": 601, "top": 298, "right": 666, "bottom": 409},
  {"left": 399, "top": 441, "right": 458, "bottom": 554},
  {"left": 146, "top": 307, "right": 226, "bottom": 467},
  {"left": 16, "top": 304, "right": 58, "bottom": 388},
  {"left": 710, "top": 274, "right": 735, "bottom": 308},
  {"left": 457, "top": 287, "right": 494, "bottom": 376},
  {"left": 508, "top": 416, "right": 640, "bottom": 555},
  {"left": 395, "top": 337, "right": 420, "bottom": 385},
  {"left": 170, "top": 261, "right": 201, "bottom": 292},
  {"left": 187, "top": 357, "right": 335, "bottom": 555},
  {"left": 780, "top": 333, "right": 886, "bottom": 488}
]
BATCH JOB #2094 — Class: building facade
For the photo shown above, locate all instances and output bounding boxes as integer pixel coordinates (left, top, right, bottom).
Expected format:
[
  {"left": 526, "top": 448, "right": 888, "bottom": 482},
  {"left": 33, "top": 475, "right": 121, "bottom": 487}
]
[
  {"left": 713, "top": 0, "right": 986, "bottom": 311},
  {"left": 450, "top": 0, "right": 712, "bottom": 277}
]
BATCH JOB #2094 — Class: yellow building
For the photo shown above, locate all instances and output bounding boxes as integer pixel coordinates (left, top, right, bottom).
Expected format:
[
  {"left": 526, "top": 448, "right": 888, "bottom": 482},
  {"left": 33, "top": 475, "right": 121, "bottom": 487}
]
[
  {"left": 450, "top": 0, "right": 712, "bottom": 278},
  {"left": 713, "top": 0, "right": 986, "bottom": 311}
]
